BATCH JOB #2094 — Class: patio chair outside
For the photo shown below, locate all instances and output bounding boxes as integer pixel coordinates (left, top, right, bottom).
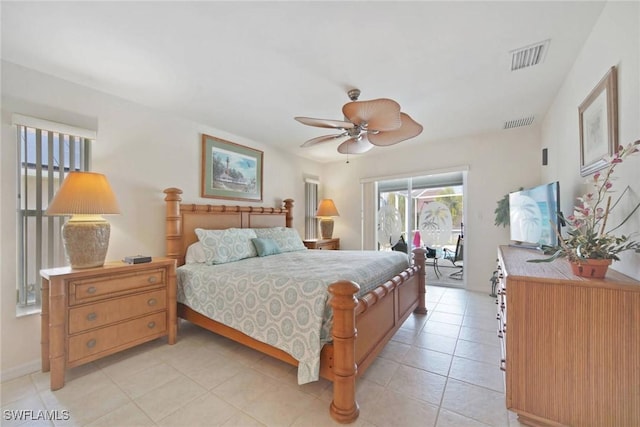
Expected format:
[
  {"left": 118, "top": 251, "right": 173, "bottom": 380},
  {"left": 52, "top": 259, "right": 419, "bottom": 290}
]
[{"left": 443, "top": 234, "right": 463, "bottom": 279}]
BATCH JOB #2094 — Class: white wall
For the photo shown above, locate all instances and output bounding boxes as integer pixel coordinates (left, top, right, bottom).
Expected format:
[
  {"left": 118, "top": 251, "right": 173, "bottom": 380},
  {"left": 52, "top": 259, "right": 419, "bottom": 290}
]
[
  {"left": 321, "top": 127, "right": 542, "bottom": 294},
  {"left": 541, "top": 1, "right": 640, "bottom": 279},
  {"left": 0, "top": 61, "right": 322, "bottom": 379}
]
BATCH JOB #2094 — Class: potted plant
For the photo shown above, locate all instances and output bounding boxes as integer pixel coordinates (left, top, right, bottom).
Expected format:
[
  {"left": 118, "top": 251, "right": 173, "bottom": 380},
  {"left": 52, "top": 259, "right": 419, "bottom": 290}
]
[{"left": 529, "top": 140, "right": 640, "bottom": 278}]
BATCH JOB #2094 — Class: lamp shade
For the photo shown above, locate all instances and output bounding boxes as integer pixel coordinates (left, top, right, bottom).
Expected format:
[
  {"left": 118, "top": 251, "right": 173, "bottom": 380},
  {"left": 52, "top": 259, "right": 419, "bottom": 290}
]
[
  {"left": 46, "top": 172, "right": 120, "bottom": 215},
  {"left": 46, "top": 172, "right": 120, "bottom": 269},
  {"left": 316, "top": 199, "right": 339, "bottom": 218}
]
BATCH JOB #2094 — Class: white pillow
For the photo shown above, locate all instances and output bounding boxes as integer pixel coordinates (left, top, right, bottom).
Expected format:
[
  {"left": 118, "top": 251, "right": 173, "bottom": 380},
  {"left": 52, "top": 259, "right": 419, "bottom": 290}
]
[
  {"left": 185, "top": 242, "right": 207, "bottom": 264},
  {"left": 253, "top": 227, "right": 307, "bottom": 253},
  {"left": 195, "top": 228, "right": 258, "bottom": 264}
]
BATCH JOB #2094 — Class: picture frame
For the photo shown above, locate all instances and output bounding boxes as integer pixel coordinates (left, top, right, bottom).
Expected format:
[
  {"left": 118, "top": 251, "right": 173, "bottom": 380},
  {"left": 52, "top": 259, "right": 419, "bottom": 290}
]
[
  {"left": 578, "top": 66, "right": 617, "bottom": 176},
  {"left": 201, "top": 134, "right": 263, "bottom": 201}
]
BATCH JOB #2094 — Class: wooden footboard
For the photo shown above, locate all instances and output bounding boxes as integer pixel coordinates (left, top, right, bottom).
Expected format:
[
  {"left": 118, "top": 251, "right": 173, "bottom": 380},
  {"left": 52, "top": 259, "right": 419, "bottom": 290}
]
[
  {"left": 163, "top": 188, "right": 427, "bottom": 424},
  {"left": 325, "top": 248, "right": 426, "bottom": 423}
]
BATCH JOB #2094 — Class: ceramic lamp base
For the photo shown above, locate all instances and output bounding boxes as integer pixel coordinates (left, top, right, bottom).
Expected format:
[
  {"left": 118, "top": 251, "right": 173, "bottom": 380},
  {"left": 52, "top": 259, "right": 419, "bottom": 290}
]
[
  {"left": 62, "top": 219, "right": 111, "bottom": 269},
  {"left": 319, "top": 218, "right": 334, "bottom": 239}
]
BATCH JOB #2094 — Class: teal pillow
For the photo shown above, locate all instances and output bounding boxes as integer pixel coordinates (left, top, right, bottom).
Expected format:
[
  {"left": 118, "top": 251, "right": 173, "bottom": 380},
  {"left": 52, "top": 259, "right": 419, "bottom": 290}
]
[
  {"left": 251, "top": 238, "right": 281, "bottom": 257},
  {"left": 253, "top": 227, "right": 307, "bottom": 252}
]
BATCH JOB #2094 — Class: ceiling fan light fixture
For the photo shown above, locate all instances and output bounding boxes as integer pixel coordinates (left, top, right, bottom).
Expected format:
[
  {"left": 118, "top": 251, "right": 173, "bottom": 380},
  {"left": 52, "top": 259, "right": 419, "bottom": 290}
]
[{"left": 337, "top": 134, "right": 374, "bottom": 154}]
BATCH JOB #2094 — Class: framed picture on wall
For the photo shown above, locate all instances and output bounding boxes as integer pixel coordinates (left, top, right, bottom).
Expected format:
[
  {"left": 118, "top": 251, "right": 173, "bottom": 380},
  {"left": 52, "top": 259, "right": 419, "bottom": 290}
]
[
  {"left": 201, "top": 134, "right": 263, "bottom": 201},
  {"left": 578, "top": 66, "right": 617, "bottom": 177}
]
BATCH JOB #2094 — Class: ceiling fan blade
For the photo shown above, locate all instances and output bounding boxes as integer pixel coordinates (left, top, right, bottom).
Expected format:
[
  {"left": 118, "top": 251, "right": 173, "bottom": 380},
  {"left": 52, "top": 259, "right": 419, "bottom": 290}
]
[
  {"left": 368, "top": 113, "right": 423, "bottom": 146},
  {"left": 342, "top": 98, "right": 401, "bottom": 131},
  {"left": 294, "top": 116, "right": 355, "bottom": 129},
  {"left": 300, "top": 133, "right": 347, "bottom": 148},
  {"left": 337, "top": 135, "right": 374, "bottom": 154}
]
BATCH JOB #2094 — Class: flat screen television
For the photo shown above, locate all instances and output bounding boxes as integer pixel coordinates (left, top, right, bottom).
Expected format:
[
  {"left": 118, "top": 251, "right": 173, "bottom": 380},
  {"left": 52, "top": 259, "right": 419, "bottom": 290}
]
[{"left": 509, "top": 181, "right": 561, "bottom": 248}]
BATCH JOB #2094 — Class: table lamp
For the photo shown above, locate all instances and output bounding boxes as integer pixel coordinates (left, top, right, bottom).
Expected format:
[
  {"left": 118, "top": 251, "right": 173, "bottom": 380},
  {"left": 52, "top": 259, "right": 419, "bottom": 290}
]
[
  {"left": 45, "top": 171, "right": 121, "bottom": 268},
  {"left": 316, "top": 199, "right": 339, "bottom": 239}
]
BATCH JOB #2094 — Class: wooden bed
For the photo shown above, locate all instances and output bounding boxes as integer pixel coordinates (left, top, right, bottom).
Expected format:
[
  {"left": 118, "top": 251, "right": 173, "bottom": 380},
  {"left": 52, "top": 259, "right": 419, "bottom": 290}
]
[{"left": 163, "top": 187, "right": 427, "bottom": 423}]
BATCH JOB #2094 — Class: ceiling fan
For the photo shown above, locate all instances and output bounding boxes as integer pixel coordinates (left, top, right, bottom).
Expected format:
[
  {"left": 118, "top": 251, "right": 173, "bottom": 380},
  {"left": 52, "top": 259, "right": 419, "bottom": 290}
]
[{"left": 295, "top": 89, "right": 423, "bottom": 155}]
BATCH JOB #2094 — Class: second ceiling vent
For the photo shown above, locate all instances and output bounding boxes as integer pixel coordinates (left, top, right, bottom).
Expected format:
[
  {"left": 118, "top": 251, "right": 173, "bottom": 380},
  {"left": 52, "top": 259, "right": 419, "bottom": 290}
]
[
  {"left": 510, "top": 39, "right": 550, "bottom": 71},
  {"left": 504, "top": 116, "right": 535, "bottom": 129}
]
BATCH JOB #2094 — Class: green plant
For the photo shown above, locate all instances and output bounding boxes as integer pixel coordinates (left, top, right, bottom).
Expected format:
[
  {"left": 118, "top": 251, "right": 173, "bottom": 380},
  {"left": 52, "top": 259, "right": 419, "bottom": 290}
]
[{"left": 530, "top": 140, "right": 640, "bottom": 263}]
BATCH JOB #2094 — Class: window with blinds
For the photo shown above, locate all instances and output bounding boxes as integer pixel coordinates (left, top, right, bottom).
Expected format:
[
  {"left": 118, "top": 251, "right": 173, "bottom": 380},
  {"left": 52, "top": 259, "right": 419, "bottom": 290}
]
[
  {"left": 305, "top": 179, "right": 319, "bottom": 240},
  {"left": 14, "top": 115, "right": 93, "bottom": 309}
]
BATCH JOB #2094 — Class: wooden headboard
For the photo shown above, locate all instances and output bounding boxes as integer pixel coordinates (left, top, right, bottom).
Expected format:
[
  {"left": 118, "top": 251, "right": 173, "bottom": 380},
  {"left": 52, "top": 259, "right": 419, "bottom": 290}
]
[{"left": 163, "top": 188, "right": 293, "bottom": 266}]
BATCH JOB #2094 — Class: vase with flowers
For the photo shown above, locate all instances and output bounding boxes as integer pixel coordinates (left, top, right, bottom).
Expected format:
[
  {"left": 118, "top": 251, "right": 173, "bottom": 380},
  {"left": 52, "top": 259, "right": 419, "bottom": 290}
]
[{"left": 529, "top": 140, "right": 640, "bottom": 278}]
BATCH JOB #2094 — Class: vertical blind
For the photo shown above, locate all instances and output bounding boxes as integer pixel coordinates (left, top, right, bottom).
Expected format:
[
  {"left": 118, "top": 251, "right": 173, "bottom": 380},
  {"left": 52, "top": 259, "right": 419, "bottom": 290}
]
[
  {"left": 304, "top": 178, "right": 319, "bottom": 240},
  {"left": 13, "top": 114, "right": 93, "bottom": 307}
]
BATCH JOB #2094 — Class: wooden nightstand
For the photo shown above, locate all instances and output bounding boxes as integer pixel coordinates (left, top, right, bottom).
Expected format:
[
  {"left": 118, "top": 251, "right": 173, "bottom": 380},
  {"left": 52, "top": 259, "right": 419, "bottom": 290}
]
[
  {"left": 303, "top": 238, "right": 340, "bottom": 250},
  {"left": 40, "top": 258, "right": 177, "bottom": 390}
]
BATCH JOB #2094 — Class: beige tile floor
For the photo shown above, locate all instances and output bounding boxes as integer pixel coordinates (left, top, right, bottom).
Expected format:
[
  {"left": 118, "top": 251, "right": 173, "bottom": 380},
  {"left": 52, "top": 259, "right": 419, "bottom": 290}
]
[{"left": 1, "top": 286, "right": 523, "bottom": 427}]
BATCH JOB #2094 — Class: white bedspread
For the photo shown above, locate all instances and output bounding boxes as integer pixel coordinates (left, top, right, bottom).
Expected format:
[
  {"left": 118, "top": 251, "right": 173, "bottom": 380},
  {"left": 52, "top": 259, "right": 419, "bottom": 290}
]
[{"left": 176, "top": 250, "right": 409, "bottom": 384}]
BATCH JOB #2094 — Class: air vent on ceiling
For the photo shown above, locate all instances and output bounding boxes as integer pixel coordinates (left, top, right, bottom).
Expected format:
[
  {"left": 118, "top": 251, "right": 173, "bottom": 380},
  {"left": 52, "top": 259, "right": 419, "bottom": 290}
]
[
  {"left": 510, "top": 39, "right": 550, "bottom": 71},
  {"left": 504, "top": 116, "right": 535, "bottom": 129}
]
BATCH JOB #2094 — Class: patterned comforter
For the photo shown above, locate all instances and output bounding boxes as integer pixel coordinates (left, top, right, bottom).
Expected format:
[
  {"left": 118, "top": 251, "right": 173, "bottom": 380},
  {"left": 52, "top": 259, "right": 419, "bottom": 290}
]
[{"left": 176, "top": 250, "right": 409, "bottom": 384}]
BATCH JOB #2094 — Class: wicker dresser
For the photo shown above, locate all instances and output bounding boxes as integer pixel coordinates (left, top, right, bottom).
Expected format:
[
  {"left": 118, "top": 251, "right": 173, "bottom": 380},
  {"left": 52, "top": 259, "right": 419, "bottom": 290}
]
[
  {"left": 40, "top": 258, "right": 177, "bottom": 390},
  {"left": 496, "top": 245, "right": 639, "bottom": 426}
]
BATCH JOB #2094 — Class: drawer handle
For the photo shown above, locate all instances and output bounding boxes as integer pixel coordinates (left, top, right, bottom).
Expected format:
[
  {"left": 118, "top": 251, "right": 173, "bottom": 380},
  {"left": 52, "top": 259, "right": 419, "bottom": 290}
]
[
  {"left": 86, "top": 312, "right": 97, "bottom": 321},
  {"left": 86, "top": 339, "right": 97, "bottom": 349},
  {"left": 87, "top": 286, "right": 97, "bottom": 294},
  {"left": 497, "top": 330, "right": 503, "bottom": 339},
  {"left": 147, "top": 321, "right": 156, "bottom": 329},
  {"left": 500, "top": 359, "right": 506, "bottom": 371},
  {"left": 147, "top": 298, "right": 157, "bottom": 306},
  {"left": 147, "top": 276, "right": 157, "bottom": 284},
  {"left": 496, "top": 313, "right": 500, "bottom": 320}
]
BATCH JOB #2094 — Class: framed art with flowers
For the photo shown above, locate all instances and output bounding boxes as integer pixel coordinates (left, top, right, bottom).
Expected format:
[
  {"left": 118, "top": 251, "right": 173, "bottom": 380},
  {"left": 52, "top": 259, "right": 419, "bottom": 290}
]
[{"left": 578, "top": 66, "right": 618, "bottom": 177}]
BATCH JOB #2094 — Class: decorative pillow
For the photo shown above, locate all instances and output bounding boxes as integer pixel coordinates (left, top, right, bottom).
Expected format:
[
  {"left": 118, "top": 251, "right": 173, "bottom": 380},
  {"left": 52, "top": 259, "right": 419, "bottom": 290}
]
[
  {"left": 253, "top": 227, "right": 307, "bottom": 253},
  {"left": 185, "top": 242, "right": 207, "bottom": 264},
  {"left": 251, "top": 238, "right": 281, "bottom": 257},
  {"left": 194, "top": 228, "right": 258, "bottom": 264}
]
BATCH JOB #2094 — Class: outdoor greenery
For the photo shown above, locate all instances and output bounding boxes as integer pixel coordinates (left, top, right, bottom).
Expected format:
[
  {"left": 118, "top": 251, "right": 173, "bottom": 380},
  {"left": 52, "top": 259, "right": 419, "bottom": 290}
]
[{"left": 435, "top": 187, "right": 463, "bottom": 227}]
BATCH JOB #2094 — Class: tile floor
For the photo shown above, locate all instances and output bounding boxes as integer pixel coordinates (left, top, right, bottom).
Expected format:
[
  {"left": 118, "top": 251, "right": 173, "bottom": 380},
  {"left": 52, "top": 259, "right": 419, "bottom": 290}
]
[{"left": 1, "top": 286, "right": 523, "bottom": 427}]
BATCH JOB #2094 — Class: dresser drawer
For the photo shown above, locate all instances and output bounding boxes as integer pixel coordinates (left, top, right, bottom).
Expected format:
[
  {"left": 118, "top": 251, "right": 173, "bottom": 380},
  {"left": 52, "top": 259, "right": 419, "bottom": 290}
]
[
  {"left": 68, "top": 311, "right": 167, "bottom": 363},
  {"left": 69, "top": 269, "right": 165, "bottom": 305},
  {"left": 68, "top": 289, "right": 167, "bottom": 334}
]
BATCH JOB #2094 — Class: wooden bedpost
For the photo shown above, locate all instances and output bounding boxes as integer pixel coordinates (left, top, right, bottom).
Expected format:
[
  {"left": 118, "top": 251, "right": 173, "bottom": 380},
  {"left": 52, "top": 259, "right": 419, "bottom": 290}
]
[
  {"left": 283, "top": 198, "right": 294, "bottom": 228},
  {"left": 164, "top": 188, "right": 183, "bottom": 265},
  {"left": 413, "top": 248, "right": 428, "bottom": 315},
  {"left": 328, "top": 280, "right": 360, "bottom": 424}
]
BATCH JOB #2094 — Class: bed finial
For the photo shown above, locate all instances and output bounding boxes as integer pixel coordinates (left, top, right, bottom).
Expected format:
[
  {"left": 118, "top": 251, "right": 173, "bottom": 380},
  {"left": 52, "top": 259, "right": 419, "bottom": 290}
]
[
  {"left": 164, "top": 188, "right": 184, "bottom": 265},
  {"left": 327, "top": 280, "right": 360, "bottom": 423},
  {"left": 412, "top": 248, "right": 427, "bottom": 315},
  {"left": 283, "top": 199, "right": 294, "bottom": 228},
  {"left": 163, "top": 187, "right": 183, "bottom": 201}
]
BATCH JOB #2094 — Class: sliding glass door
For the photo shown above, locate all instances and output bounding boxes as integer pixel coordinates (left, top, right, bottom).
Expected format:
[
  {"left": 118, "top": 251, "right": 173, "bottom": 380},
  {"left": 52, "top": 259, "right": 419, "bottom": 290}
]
[{"left": 372, "top": 170, "right": 466, "bottom": 287}]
